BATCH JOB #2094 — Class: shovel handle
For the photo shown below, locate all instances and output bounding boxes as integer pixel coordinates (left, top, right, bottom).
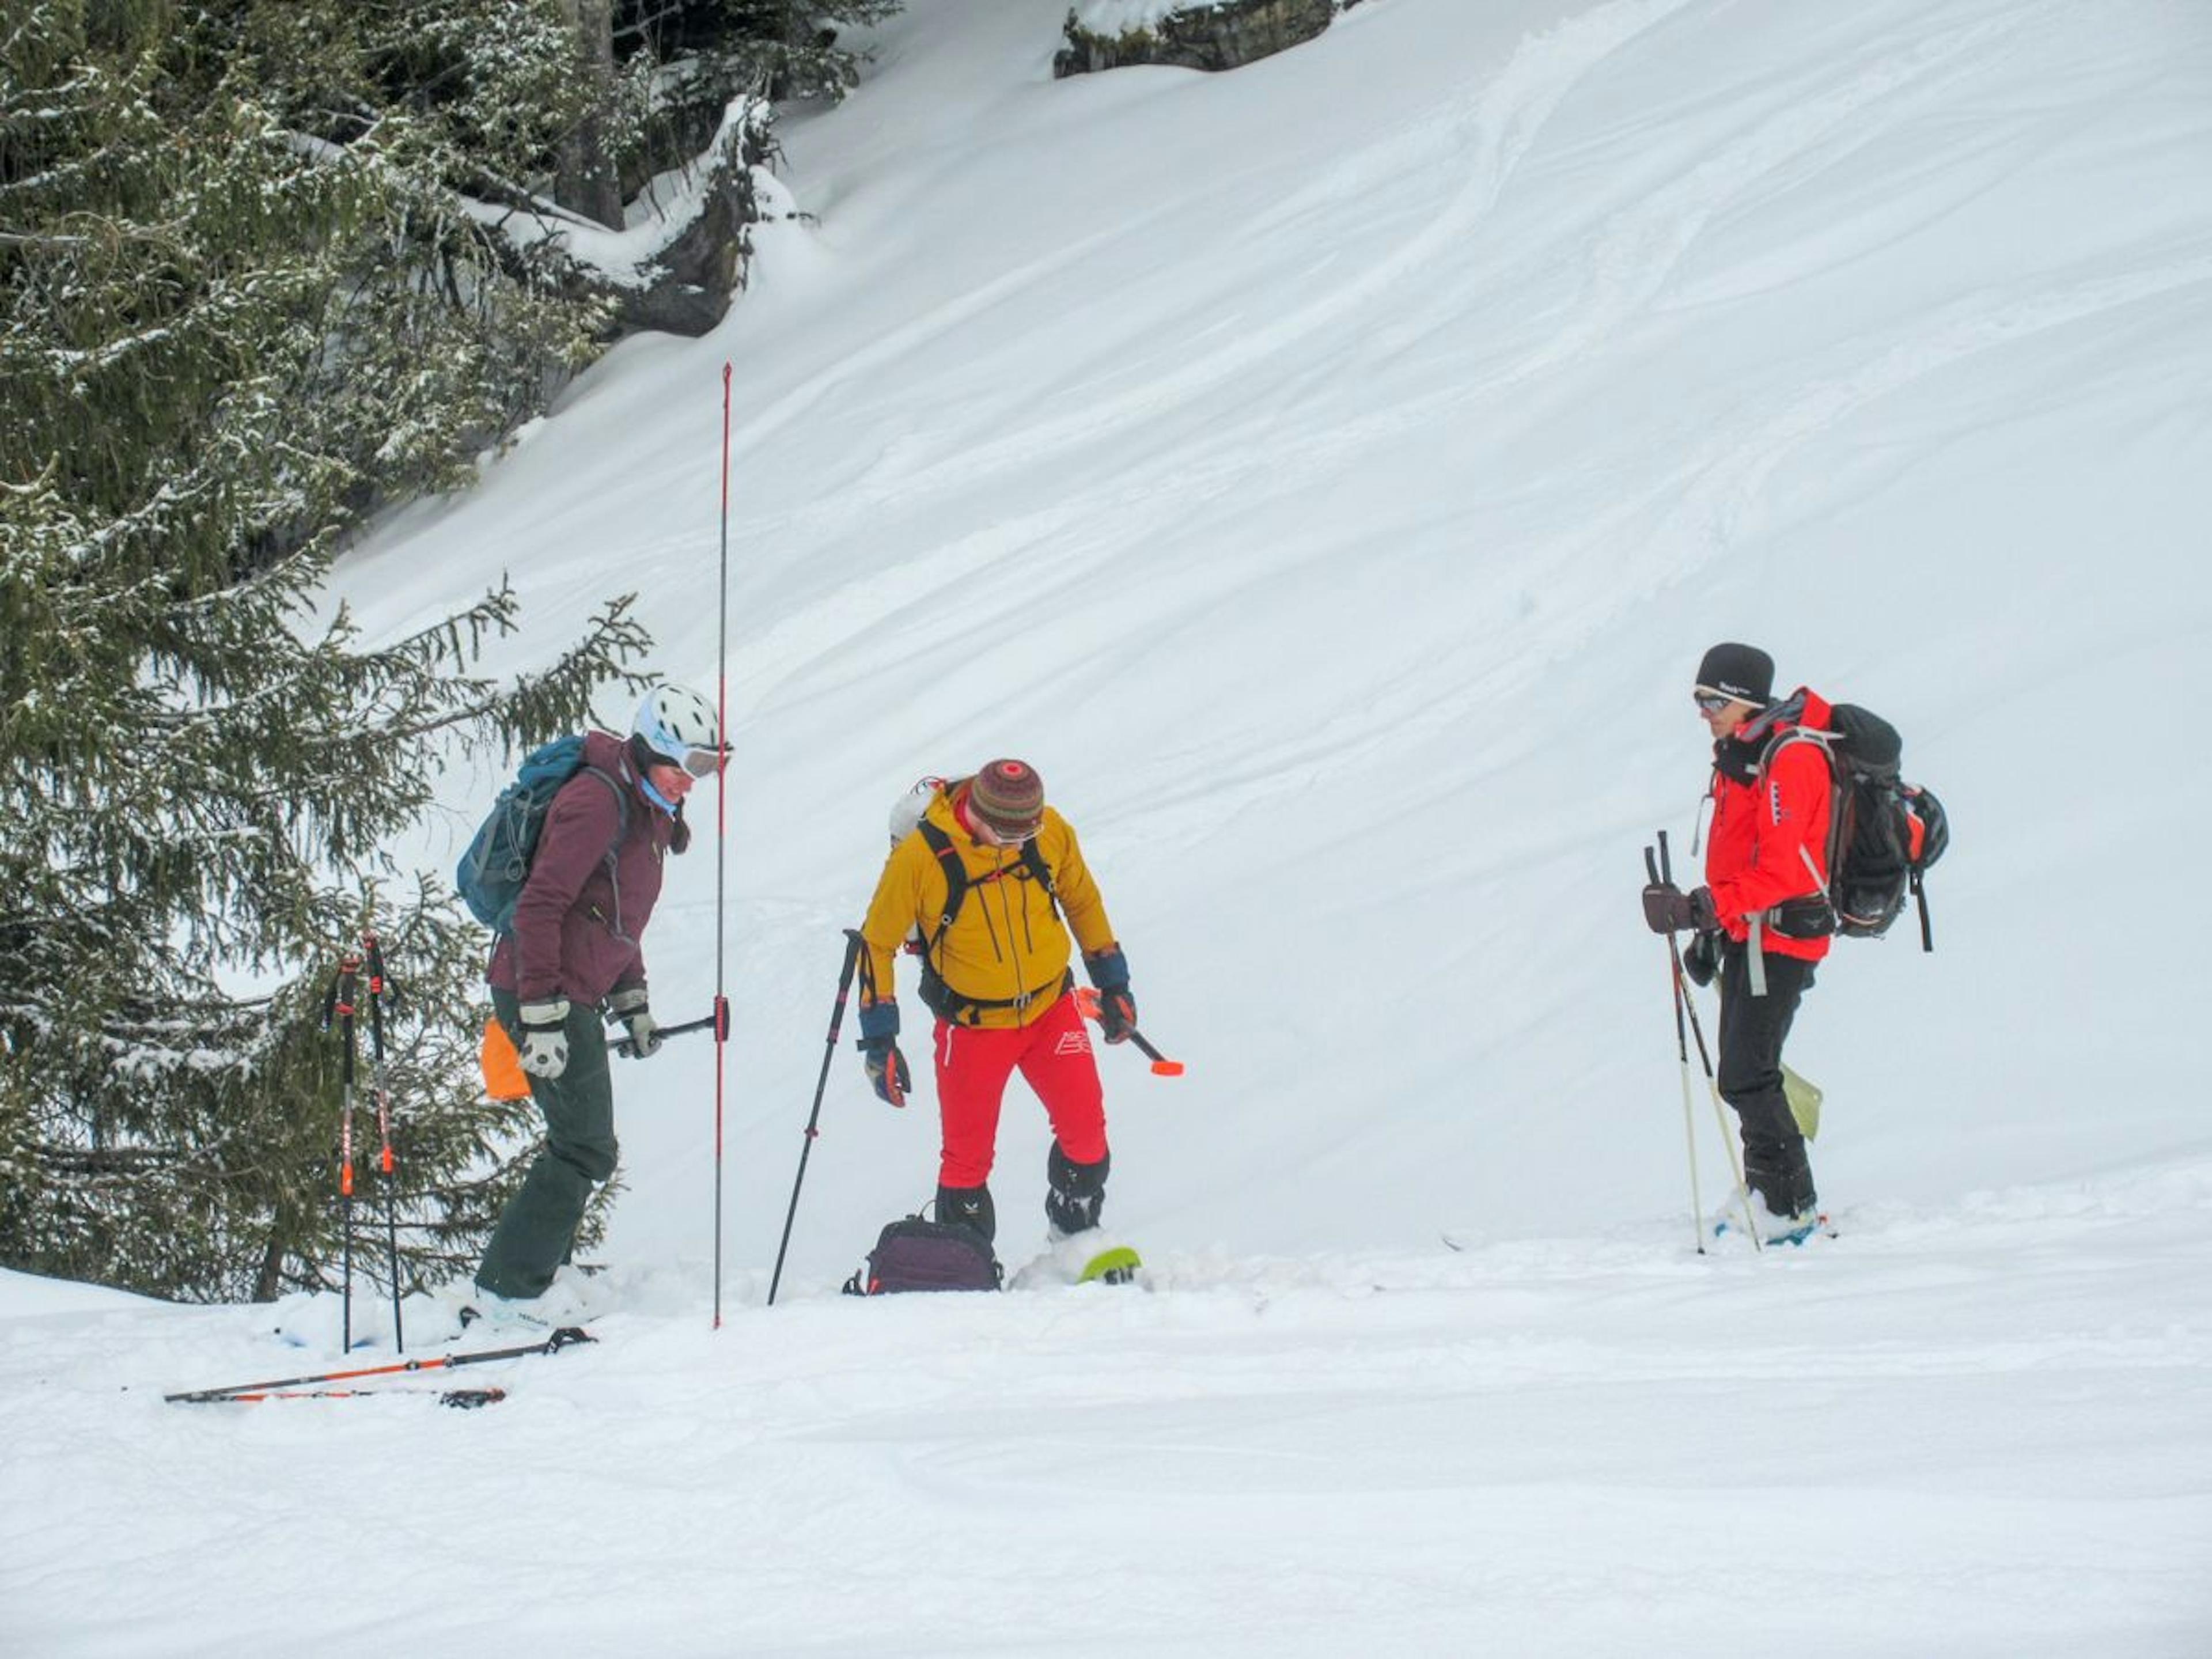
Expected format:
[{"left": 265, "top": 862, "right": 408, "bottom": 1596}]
[{"left": 1072, "top": 987, "right": 1184, "bottom": 1077}]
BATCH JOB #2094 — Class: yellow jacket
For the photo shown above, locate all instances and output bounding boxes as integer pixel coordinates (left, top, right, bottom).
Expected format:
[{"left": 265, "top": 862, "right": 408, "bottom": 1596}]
[{"left": 859, "top": 783, "right": 1116, "bottom": 1029}]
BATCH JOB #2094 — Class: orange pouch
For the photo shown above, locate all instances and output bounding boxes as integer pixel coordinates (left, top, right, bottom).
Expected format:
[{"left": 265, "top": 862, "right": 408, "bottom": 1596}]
[{"left": 480, "top": 1016, "right": 530, "bottom": 1101}]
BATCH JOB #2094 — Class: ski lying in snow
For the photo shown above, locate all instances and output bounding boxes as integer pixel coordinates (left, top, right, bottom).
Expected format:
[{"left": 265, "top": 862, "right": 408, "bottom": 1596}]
[
  {"left": 1078, "top": 1245, "right": 1142, "bottom": 1285},
  {"left": 166, "top": 1325, "right": 593, "bottom": 1405},
  {"left": 207, "top": 1386, "right": 508, "bottom": 1409}
]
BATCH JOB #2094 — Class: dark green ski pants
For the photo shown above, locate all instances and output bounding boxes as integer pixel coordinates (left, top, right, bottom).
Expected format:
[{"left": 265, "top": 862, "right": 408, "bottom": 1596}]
[{"left": 476, "top": 988, "right": 618, "bottom": 1300}]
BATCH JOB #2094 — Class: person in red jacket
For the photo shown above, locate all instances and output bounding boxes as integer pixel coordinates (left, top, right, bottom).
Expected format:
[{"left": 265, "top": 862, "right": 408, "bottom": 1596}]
[
  {"left": 471, "top": 683, "right": 726, "bottom": 1312},
  {"left": 1643, "top": 643, "right": 1831, "bottom": 1237}
]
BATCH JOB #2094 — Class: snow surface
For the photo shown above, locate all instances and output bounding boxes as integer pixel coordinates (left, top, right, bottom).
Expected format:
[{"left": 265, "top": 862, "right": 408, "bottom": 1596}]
[{"left": 7, "top": 0, "right": 2212, "bottom": 1652}]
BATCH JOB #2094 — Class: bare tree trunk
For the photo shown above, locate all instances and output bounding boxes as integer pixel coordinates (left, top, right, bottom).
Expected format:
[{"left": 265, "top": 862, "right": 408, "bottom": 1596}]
[
  {"left": 555, "top": 0, "right": 624, "bottom": 230},
  {"left": 253, "top": 1227, "right": 286, "bottom": 1303}
]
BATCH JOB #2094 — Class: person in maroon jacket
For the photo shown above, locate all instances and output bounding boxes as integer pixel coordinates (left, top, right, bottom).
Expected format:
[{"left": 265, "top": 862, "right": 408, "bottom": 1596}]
[
  {"left": 1643, "top": 643, "right": 1832, "bottom": 1239},
  {"left": 472, "top": 683, "right": 726, "bottom": 1310}
]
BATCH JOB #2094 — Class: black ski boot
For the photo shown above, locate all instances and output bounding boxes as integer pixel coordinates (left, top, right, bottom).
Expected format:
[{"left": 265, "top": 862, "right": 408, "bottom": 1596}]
[
  {"left": 936, "top": 1183, "right": 996, "bottom": 1245},
  {"left": 1044, "top": 1144, "right": 1110, "bottom": 1238}
]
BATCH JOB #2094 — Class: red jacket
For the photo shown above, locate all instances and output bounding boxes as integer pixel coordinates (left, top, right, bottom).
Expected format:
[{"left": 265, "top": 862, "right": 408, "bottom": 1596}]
[
  {"left": 488, "top": 731, "right": 675, "bottom": 1005},
  {"left": 1702, "top": 689, "right": 1834, "bottom": 964}
]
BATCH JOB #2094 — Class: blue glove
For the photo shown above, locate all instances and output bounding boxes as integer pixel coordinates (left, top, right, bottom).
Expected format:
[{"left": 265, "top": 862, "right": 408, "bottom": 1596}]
[
  {"left": 1084, "top": 947, "right": 1137, "bottom": 1046},
  {"left": 857, "top": 1000, "right": 910, "bottom": 1107}
]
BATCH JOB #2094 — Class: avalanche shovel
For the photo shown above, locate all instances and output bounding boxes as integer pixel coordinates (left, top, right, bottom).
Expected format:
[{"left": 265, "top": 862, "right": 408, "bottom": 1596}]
[{"left": 1073, "top": 987, "right": 1184, "bottom": 1077}]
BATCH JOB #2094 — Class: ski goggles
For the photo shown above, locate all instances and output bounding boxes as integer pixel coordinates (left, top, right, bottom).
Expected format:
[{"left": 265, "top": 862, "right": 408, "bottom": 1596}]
[
  {"left": 672, "top": 744, "right": 729, "bottom": 779},
  {"left": 1692, "top": 691, "right": 1736, "bottom": 713}
]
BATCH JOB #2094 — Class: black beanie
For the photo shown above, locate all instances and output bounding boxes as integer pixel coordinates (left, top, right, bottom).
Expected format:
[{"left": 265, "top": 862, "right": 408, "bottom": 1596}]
[{"left": 1694, "top": 642, "right": 1774, "bottom": 707}]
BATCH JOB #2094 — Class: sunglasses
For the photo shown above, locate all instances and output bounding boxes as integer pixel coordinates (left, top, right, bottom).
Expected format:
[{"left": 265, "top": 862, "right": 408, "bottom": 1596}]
[
  {"left": 974, "top": 815, "right": 1039, "bottom": 844},
  {"left": 1692, "top": 692, "right": 1735, "bottom": 714}
]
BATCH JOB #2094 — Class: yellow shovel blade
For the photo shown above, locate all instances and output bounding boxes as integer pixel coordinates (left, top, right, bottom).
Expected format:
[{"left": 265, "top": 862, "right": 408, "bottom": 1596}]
[{"left": 1783, "top": 1064, "right": 1823, "bottom": 1141}]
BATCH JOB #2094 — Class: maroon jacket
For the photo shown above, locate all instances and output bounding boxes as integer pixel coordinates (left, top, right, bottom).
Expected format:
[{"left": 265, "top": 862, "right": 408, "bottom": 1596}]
[{"left": 488, "top": 731, "right": 675, "bottom": 1006}]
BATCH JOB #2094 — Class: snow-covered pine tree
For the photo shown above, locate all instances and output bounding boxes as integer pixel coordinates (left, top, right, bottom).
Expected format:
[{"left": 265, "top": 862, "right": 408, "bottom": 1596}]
[
  {"left": 617, "top": 1, "right": 906, "bottom": 105},
  {"left": 0, "top": 2, "right": 654, "bottom": 1301}
]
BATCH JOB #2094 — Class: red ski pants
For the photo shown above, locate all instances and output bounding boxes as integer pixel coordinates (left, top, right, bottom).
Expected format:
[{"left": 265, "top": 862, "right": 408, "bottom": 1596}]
[{"left": 933, "top": 993, "right": 1107, "bottom": 1188}]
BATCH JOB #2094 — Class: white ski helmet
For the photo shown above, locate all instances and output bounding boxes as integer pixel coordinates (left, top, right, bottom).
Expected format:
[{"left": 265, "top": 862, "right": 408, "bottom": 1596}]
[{"left": 632, "top": 683, "right": 725, "bottom": 776}]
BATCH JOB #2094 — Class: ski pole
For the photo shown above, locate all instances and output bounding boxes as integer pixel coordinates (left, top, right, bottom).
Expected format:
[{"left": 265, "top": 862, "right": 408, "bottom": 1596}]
[
  {"left": 714, "top": 358, "right": 733, "bottom": 1331},
  {"left": 361, "top": 933, "right": 406, "bottom": 1354},
  {"left": 206, "top": 1386, "right": 506, "bottom": 1408},
  {"left": 165, "top": 1326, "right": 594, "bottom": 1404},
  {"left": 1655, "top": 832, "right": 1761, "bottom": 1251},
  {"left": 1647, "top": 844, "right": 1705, "bottom": 1255},
  {"left": 767, "top": 929, "right": 863, "bottom": 1306},
  {"left": 1071, "top": 987, "right": 1185, "bottom": 1077},
  {"left": 606, "top": 1011, "right": 721, "bottom": 1057},
  {"left": 321, "top": 955, "right": 361, "bottom": 1351}
]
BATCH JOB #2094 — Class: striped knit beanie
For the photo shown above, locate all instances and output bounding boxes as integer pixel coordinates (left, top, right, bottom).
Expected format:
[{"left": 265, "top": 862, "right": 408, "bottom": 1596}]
[{"left": 969, "top": 759, "right": 1044, "bottom": 839}]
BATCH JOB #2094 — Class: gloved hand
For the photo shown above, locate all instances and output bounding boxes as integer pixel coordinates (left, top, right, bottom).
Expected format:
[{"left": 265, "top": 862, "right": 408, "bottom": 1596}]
[
  {"left": 1683, "top": 929, "right": 1722, "bottom": 988},
  {"left": 1641, "top": 882, "right": 1718, "bottom": 935},
  {"left": 857, "top": 1000, "right": 910, "bottom": 1108},
  {"left": 517, "top": 998, "right": 571, "bottom": 1079},
  {"left": 607, "top": 986, "right": 659, "bottom": 1059},
  {"left": 1096, "top": 988, "right": 1138, "bottom": 1045},
  {"left": 1084, "top": 946, "right": 1137, "bottom": 1046}
]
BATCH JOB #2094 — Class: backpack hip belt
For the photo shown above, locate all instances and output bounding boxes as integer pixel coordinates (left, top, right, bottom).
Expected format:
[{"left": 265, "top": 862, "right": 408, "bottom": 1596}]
[{"left": 917, "top": 964, "right": 1074, "bottom": 1029}]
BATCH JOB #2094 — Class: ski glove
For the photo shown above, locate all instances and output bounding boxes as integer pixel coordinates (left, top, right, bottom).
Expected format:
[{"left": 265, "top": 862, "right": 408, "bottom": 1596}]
[
  {"left": 858, "top": 1000, "right": 910, "bottom": 1108},
  {"left": 1642, "top": 882, "right": 1718, "bottom": 935},
  {"left": 1083, "top": 947, "right": 1137, "bottom": 1046},
  {"left": 517, "top": 998, "right": 571, "bottom": 1079},
  {"left": 1096, "top": 988, "right": 1138, "bottom": 1045},
  {"left": 607, "top": 986, "right": 659, "bottom": 1059},
  {"left": 1683, "top": 929, "right": 1722, "bottom": 988}
]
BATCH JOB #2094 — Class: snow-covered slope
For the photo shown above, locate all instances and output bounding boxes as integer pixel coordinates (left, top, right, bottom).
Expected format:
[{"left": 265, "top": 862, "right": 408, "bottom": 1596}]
[{"left": 7, "top": 2, "right": 2210, "bottom": 1652}]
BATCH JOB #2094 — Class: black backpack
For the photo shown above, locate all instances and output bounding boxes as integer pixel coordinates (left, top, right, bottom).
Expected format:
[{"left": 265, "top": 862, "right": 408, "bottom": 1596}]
[
  {"left": 842, "top": 1214, "right": 1003, "bottom": 1296},
  {"left": 1760, "top": 702, "right": 1949, "bottom": 950}
]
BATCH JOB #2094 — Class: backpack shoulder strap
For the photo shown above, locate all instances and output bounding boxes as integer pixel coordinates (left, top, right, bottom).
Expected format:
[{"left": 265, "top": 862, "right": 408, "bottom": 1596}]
[
  {"left": 572, "top": 763, "right": 634, "bottom": 940},
  {"left": 577, "top": 763, "right": 630, "bottom": 855},
  {"left": 1755, "top": 724, "right": 1834, "bottom": 785},
  {"left": 915, "top": 819, "right": 969, "bottom": 947},
  {"left": 1019, "top": 836, "right": 1060, "bottom": 918}
]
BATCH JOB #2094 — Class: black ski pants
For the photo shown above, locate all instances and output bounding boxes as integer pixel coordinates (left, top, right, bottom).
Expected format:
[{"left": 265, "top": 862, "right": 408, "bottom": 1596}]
[{"left": 1716, "top": 941, "right": 1817, "bottom": 1215}]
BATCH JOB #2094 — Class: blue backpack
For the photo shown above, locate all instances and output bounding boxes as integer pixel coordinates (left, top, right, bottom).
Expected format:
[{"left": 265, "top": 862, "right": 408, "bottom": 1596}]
[{"left": 454, "top": 736, "right": 628, "bottom": 934}]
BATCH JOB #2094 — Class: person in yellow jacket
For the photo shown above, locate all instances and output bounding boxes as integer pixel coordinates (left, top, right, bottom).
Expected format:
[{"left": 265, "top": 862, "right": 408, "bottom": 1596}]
[{"left": 856, "top": 759, "right": 1137, "bottom": 1247}]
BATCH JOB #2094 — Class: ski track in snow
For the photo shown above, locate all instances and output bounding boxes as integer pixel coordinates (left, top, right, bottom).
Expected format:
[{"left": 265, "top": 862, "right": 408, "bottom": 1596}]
[{"left": 12, "top": 0, "right": 2212, "bottom": 1652}]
